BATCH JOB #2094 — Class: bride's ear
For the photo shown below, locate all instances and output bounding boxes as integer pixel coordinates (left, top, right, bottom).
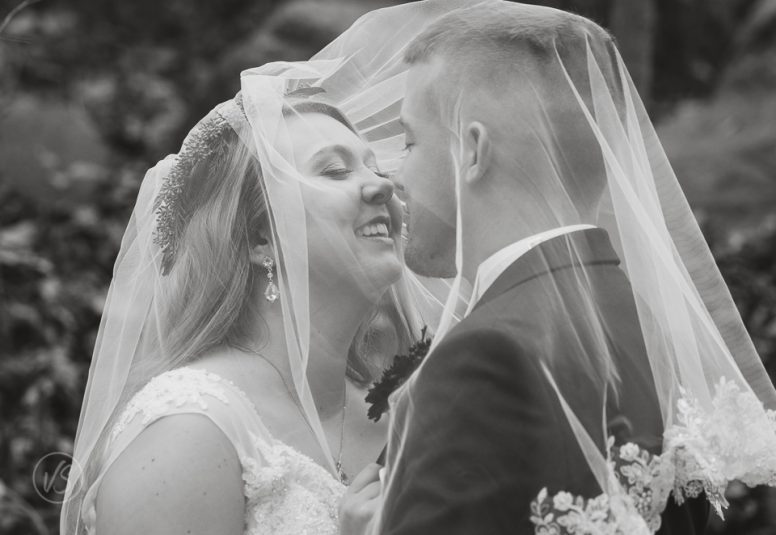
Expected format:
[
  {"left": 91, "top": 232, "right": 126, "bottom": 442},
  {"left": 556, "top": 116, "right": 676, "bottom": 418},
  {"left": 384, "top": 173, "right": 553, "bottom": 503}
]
[
  {"left": 463, "top": 121, "right": 491, "bottom": 185},
  {"left": 249, "top": 237, "right": 275, "bottom": 267}
]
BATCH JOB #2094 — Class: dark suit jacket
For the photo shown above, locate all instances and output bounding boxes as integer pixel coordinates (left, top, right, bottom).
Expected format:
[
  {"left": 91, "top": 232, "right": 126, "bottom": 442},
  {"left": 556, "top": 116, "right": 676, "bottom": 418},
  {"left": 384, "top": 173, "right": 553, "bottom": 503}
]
[{"left": 379, "top": 229, "right": 708, "bottom": 534}]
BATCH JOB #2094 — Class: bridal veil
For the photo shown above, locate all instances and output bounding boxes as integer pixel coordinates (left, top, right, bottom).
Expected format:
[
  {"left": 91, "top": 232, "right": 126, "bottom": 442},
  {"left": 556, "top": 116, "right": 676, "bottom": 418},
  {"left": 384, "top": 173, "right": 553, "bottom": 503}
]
[
  {"left": 61, "top": 1, "right": 776, "bottom": 534},
  {"left": 59, "top": 2, "right": 469, "bottom": 532},
  {"left": 379, "top": 2, "right": 776, "bottom": 533}
]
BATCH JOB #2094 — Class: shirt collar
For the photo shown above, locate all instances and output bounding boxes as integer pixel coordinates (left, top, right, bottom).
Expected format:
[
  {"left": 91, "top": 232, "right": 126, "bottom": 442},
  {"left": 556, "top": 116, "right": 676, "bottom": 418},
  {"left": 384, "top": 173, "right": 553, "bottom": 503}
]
[{"left": 465, "top": 224, "right": 596, "bottom": 316}]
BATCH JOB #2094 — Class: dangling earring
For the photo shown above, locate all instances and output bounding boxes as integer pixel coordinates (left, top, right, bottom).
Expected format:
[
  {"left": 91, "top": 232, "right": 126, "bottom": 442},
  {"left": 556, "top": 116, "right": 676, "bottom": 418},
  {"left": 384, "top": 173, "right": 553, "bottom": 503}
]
[{"left": 262, "top": 256, "right": 280, "bottom": 303}]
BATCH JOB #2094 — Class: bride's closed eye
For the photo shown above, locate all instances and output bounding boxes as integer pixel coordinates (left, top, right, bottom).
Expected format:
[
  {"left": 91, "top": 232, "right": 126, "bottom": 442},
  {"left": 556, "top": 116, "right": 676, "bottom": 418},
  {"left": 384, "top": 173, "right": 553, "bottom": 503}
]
[
  {"left": 320, "top": 164, "right": 351, "bottom": 178},
  {"left": 321, "top": 165, "right": 389, "bottom": 179}
]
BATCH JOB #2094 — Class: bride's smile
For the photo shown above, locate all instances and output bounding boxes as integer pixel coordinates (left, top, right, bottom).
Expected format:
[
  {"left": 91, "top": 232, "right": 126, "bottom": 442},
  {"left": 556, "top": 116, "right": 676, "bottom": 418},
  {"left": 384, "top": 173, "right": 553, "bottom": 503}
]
[{"left": 355, "top": 214, "right": 392, "bottom": 241}]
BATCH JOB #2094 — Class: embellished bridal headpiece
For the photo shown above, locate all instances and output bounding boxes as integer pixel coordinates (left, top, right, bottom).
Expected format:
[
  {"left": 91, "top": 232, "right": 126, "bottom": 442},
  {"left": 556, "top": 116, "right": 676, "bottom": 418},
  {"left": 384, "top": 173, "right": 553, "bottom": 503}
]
[{"left": 154, "top": 95, "right": 248, "bottom": 274}]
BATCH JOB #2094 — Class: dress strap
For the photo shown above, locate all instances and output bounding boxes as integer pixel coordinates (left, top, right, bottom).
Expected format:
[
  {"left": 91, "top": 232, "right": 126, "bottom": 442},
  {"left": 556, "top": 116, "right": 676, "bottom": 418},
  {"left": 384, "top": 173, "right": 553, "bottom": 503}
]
[{"left": 108, "top": 367, "right": 273, "bottom": 461}]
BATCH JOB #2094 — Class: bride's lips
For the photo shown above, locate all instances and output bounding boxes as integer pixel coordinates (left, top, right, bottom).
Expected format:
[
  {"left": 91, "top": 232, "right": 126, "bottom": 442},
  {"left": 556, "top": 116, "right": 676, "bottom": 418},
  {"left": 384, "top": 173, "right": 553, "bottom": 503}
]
[{"left": 355, "top": 215, "right": 395, "bottom": 243}]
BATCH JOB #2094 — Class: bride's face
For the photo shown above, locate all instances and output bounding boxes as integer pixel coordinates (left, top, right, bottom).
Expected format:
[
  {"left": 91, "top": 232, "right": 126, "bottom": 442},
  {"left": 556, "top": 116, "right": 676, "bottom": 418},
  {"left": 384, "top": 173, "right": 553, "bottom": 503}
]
[{"left": 284, "top": 112, "right": 404, "bottom": 301}]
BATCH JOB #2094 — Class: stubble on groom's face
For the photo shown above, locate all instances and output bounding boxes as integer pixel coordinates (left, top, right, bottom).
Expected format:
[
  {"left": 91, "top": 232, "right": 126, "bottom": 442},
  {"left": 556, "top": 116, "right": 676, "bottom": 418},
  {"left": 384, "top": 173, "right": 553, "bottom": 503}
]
[{"left": 398, "top": 64, "right": 457, "bottom": 279}]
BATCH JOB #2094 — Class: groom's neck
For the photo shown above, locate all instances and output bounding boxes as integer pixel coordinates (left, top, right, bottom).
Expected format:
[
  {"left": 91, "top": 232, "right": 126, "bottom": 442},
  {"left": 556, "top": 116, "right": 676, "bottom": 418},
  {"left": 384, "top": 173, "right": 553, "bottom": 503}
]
[
  {"left": 461, "top": 227, "right": 536, "bottom": 283},
  {"left": 461, "top": 200, "right": 581, "bottom": 283}
]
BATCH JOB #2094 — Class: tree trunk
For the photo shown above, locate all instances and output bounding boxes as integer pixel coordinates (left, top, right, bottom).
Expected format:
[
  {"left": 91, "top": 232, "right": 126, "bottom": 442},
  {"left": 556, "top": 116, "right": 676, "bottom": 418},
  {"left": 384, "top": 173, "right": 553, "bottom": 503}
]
[{"left": 609, "top": 0, "right": 657, "bottom": 107}]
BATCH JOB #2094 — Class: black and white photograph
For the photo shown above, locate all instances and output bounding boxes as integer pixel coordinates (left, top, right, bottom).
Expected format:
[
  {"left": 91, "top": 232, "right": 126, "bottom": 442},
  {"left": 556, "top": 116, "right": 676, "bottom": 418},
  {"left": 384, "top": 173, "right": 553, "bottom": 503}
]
[{"left": 2, "top": 1, "right": 776, "bottom": 534}]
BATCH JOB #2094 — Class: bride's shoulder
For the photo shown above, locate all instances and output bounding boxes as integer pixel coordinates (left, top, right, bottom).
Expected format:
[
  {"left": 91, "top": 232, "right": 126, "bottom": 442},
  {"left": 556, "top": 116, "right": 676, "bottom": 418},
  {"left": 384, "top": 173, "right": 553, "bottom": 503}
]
[
  {"left": 95, "top": 367, "right": 258, "bottom": 534},
  {"left": 97, "top": 411, "right": 245, "bottom": 535}
]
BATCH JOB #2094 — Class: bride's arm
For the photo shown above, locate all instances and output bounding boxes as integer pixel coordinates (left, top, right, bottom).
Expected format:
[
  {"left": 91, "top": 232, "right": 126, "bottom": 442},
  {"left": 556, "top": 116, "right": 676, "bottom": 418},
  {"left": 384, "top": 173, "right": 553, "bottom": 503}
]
[{"left": 96, "top": 413, "right": 245, "bottom": 535}]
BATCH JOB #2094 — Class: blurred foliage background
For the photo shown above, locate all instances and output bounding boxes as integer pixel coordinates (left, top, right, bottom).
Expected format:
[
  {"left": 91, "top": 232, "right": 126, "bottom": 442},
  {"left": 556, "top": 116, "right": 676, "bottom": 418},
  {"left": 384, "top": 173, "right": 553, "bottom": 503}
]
[{"left": 1, "top": 0, "right": 775, "bottom": 533}]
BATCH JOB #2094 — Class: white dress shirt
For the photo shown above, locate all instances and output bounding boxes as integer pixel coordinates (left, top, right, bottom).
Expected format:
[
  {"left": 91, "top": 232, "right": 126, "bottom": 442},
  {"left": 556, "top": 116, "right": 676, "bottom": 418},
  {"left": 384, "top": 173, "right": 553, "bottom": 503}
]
[{"left": 464, "top": 224, "right": 596, "bottom": 316}]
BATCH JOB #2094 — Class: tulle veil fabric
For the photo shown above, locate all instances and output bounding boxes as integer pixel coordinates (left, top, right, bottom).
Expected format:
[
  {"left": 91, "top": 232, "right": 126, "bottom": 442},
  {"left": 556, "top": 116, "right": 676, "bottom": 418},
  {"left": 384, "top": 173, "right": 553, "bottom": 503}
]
[
  {"left": 61, "top": 1, "right": 776, "bottom": 534},
  {"left": 374, "top": 1, "right": 776, "bottom": 533},
  {"left": 60, "top": 2, "right": 473, "bottom": 533}
]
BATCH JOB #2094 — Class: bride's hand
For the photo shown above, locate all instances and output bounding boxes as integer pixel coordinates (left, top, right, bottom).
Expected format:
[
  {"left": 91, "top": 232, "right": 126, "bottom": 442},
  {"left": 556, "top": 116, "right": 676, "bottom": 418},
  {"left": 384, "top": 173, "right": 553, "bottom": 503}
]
[{"left": 339, "top": 462, "right": 382, "bottom": 535}]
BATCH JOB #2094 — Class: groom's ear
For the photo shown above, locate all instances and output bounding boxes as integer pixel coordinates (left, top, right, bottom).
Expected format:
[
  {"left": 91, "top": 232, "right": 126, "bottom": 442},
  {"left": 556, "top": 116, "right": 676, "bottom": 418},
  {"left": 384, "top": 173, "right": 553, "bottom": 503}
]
[{"left": 463, "top": 121, "right": 491, "bottom": 185}]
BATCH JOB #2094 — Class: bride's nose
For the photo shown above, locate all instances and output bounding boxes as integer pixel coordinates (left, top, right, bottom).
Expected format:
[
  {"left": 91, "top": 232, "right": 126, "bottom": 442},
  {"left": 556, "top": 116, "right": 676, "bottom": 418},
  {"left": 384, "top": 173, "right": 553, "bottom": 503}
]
[{"left": 362, "top": 175, "right": 395, "bottom": 205}]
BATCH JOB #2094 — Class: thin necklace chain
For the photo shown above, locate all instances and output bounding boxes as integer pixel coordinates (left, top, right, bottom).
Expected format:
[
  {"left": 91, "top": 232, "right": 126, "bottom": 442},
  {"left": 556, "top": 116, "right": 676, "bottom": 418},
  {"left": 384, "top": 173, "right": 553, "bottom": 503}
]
[
  {"left": 230, "top": 344, "right": 349, "bottom": 484},
  {"left": 336, "top": 385, "right": 348, "bottom": 484}
]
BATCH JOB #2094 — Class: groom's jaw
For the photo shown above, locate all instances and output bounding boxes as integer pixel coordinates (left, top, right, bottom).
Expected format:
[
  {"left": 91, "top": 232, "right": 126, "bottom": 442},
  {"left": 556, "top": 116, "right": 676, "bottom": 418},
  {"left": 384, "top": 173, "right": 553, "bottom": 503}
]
[{"left": 403, "top": 219, "right": 456, "bottom": 279}]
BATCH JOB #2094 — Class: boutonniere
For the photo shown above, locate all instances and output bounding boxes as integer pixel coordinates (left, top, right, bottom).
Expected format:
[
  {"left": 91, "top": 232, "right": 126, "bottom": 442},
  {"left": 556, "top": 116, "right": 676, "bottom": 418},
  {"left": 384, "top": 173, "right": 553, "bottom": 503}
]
[{"left": 365, "top": 326, "right": 432, "bottom": 422}]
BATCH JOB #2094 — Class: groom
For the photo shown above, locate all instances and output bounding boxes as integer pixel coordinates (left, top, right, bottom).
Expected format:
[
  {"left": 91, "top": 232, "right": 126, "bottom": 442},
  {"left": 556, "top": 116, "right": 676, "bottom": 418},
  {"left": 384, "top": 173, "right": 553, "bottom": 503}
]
[{"left": 377, "top": 3, "right": 709, "bottom": 534}]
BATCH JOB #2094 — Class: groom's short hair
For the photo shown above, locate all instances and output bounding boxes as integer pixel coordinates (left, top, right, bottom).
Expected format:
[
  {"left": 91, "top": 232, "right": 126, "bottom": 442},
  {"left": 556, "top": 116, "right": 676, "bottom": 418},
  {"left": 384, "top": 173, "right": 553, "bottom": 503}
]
[
  {"left": 406, "top": 3, "right": 595, "bottom": 63},
  {"left": 404, "top": 2, "right": 622, "bottom": 111},
  {"left": 404, "top": 2, "right": 623, "bottom": 218}
]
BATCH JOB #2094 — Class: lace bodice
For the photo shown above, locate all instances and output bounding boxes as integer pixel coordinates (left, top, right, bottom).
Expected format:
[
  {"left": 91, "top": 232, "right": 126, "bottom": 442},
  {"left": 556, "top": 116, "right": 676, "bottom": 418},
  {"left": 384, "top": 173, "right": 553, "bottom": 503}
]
[{"left": 83, "top": 367, "right": 346, "bottom": 535}]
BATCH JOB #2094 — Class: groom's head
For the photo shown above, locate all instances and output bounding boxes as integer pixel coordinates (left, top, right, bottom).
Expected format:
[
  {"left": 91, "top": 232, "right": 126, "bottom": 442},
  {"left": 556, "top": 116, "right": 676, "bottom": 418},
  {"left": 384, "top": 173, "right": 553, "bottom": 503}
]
[{"left": 399, "top": 2, "right": 620, "bottom": 278}]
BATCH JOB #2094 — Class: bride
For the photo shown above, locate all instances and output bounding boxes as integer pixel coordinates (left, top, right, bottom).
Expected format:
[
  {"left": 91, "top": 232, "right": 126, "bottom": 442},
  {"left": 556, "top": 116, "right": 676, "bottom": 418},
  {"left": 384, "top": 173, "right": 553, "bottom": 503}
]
[
  {"left": 57, "top": 2, "right": 470, "bottom": 532},
  {"left": 62, "top": 97, "right": 413, "bottom": 533},
  {"left": 87, "top": 99, "right": 413, "bottom": 535}
]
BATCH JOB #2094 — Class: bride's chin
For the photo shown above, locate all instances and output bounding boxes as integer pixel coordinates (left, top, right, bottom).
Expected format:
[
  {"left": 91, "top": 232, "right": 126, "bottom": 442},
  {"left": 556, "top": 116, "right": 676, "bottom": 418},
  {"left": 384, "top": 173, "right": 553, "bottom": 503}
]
[{"left": 359, "top": 264, "right": 403, "bottom": 300}]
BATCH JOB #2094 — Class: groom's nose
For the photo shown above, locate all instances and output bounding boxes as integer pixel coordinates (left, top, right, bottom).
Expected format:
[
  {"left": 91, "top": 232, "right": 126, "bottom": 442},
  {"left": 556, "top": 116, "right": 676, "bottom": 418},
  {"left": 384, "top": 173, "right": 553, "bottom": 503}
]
[
  {"left": 362, "top": 176, "right": 395, "bottom": 205},
  {"left": 388, "top": 172, "right": 407, "bottom": 203}
]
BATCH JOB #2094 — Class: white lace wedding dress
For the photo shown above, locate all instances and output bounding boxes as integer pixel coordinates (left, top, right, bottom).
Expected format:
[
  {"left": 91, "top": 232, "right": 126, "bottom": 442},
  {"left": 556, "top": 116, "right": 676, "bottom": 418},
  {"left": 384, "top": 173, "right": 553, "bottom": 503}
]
[{"left": 79, "top": 367, "right": 346, "bottom": 535}]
